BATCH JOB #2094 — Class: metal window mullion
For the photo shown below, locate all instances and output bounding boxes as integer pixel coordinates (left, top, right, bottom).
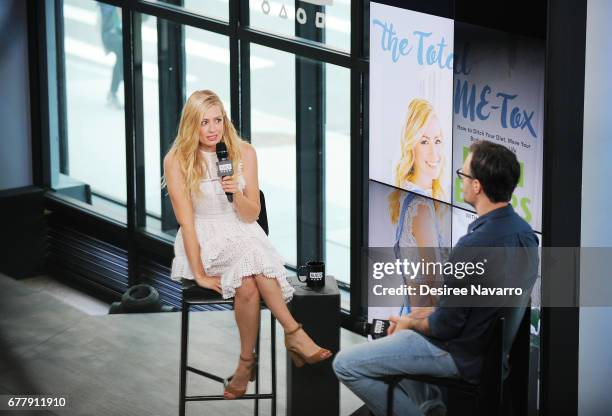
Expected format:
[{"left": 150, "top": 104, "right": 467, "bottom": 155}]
[
  {"left": 29, "top": 0, "right": 56, "bottom": 189},
  {"left": 55, "top": 0, "right": 69, "bottom": 176},
  {"left": 158, "top": 3, "right": 185, "bottom": 232},
  {"left": 349, "top": 0, "right": 367, "bottom": 322},
  {"left": 295, "top": 1, "right": 325, "bottom": 267},
  {"left": 122, "top": 8, "right": 139, "bottom": 286},
  {"left": 229, "top": 0, "right": 240, "bottom": 128},
  {"left": 238, "top": 39, "right": 251, "bottom": 141},
  {"left": 238, "top": 0, "right": 251, "bottom": 141},
  {"left": 132, "top": 12, "right": 146, "bottom": 229}
]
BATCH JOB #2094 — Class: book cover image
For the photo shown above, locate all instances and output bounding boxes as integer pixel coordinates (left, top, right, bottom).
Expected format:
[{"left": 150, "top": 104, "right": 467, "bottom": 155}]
[
  {"left": 451, "top": 22, "right": 545, "bottom": 232},
  {"left": 369, "top": 3, "right": 454, "bottom": 204}
]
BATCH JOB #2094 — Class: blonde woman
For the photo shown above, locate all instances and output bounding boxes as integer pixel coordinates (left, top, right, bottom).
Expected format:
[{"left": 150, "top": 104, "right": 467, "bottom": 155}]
[{"left": 164, "top": 90, "right": 331, "bottom": 400}]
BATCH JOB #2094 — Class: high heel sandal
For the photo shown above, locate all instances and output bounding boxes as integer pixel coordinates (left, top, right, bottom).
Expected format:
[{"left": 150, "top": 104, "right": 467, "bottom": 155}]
[
  {"left": 284, "top": 323, "right": 332, "bottom": 368},
  {"left": 223, "top": 353, "right": 258, "bottom": 399}
]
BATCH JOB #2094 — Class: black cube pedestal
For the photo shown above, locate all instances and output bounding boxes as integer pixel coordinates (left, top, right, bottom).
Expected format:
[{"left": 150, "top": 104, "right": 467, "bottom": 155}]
[
  {"left": 0, "top": 186, "right": 46, "bottom": 279},
  {"left": 287, "top": 275, "right": 340, "bottom": 416}
]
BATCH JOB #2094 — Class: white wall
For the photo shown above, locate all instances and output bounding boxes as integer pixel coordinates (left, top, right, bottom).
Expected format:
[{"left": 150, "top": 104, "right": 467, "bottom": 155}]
[
  {"left": 579, "top": 0, "right": 612, "bottom": 414},
  {"left": 0, "top": 0, "right": 32, "bottom": 190}
]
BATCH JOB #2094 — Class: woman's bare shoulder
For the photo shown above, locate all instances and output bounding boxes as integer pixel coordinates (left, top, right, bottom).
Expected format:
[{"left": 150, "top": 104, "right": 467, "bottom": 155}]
[
  {"left": 164, "top": 149, "right": 180, "bottom": 171},
  {"left": 240, "top": 141, "right": 256, "bottom": 156},
  {"left": 240, "top": 142, "right": 257, "bottom": 165}
]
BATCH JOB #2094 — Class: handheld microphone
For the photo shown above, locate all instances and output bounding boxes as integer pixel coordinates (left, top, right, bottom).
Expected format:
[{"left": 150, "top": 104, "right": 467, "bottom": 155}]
[
  {"left": 215, "top": 142, "right": 234, "bottom": 203},
  {"left": 354, "top": 319, "right": 390, "bottom": 339}
]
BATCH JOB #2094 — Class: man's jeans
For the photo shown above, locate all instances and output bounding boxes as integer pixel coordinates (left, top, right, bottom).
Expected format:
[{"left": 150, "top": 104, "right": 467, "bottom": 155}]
[{"left": 333, "top": 330, "right": 460, "bottom": 416}]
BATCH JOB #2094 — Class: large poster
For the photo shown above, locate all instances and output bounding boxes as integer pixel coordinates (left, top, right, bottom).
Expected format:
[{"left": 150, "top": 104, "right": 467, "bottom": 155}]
[
  {"left": 367, "top": 4, "right": 546, "bottom": 326},
  {"left": 451, "top": 23, "right": 545, "bottom": 232},
  {"left": 369, "top": 3, "right": 454, "bottom": 204}
]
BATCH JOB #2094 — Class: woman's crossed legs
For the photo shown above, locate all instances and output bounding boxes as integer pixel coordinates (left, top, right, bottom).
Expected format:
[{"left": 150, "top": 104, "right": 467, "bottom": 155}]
[{"left": 225, "top": 274, "right": 327, "bottom": 398}]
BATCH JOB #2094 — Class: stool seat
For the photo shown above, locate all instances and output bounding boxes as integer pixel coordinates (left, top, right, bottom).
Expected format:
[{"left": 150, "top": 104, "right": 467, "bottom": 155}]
[{"left": 181, "top": 279, "right": 233, "bottom": 305}]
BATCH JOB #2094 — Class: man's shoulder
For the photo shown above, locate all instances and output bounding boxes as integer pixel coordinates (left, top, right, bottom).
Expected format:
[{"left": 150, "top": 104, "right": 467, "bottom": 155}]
[
  {"left": 459, "top": 211, "right": 538, "bottom": 247},
  {"left": 507, "top": 209, "right": 533, "bottom": 230},
  {"left": 505, "top": 211, "right": 539, "bottom": 244}
]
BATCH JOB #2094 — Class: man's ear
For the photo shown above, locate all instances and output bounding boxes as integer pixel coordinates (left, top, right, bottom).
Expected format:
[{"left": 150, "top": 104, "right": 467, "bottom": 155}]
[{"left": 472, "top": 179, "right": 482, "bottom": 195}]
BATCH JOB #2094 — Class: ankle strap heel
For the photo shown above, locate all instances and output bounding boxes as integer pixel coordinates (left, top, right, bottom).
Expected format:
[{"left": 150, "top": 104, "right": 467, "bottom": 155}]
[{"left": 285, "top": 323, "right": 303, "bottom": 336}]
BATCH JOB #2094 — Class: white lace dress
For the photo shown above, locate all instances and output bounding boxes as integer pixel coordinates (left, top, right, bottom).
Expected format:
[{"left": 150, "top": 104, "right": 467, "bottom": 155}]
[{"left": 170, "top": 150, "right": 294, "bottom": 302}]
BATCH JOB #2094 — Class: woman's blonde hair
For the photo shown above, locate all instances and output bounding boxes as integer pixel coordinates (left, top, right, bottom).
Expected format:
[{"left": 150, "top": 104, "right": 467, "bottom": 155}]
[
  {"left": 164, "top": 90, "right": 242, "bottom": 196},
  {"left": 389, "top": 98, "right": 445, "bottom": 224}
]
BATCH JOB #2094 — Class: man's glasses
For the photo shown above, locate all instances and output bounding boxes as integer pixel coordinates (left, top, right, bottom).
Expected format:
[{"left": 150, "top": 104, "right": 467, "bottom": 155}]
[{"left": 456, "top": 168, "right": 474, "bottom": 180}]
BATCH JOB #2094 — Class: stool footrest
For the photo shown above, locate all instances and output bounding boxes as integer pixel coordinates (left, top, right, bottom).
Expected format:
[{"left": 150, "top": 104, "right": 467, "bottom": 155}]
[
  {"left": 186, "top": 393, "right": 275, "bottom": 402},
  {"left": 385, "top": 374, "right": 479, "bottom": 394},
  {"left": 187, "top": 366, "right": 225, "bottom": 383}
]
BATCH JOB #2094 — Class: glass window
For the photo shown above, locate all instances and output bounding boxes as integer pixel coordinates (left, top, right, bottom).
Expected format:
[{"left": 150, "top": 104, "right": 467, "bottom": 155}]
[
  {"left": 250, "top": 44, "right": 297, "bottom": 266},
  {"left": 140, "top": 16, "right": 231, "bottom": 236},
  {"left": 59, "top": 0, "right": 127, "bottom": 222},
  {"left": 156, "top": 0, "right": 229, "bottom": 22},
  {"left": 325, "top": 64, "right": 350, "bottom": 287},
  {"left": 57, "top": 0, "right": 353, "bottom": 300},
  {"left": 141, "top": 14, "right": 162, "bottom": 227},
  {"left": 249, "top": 0, "right": 351, "bottom": 52},
  {"left": 184, "top": 27, "right": 231, "bottom": 110}
]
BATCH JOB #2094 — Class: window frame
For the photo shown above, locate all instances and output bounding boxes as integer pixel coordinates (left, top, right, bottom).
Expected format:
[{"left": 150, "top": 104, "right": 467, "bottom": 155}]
[{"left": 37, "top": 0, "right": 369, "bottom": 329}]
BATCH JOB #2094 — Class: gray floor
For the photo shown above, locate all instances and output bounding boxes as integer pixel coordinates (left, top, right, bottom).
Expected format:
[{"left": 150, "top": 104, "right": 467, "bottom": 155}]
[{"left": 0, "top": 274, "right": 366, "bottom": 416}]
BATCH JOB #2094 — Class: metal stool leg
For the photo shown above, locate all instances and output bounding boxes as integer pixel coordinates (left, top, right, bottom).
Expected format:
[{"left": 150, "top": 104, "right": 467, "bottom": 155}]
[
  {"left": 179, "top": 302, "right": 190, "bottom": 416},
  {"left": 271, "top": 313, "right": 277, "bottom": 416},
  {"left": 386, "top": 378, "right": 399, "bottom": 416},
  {"left": 254, "top": 314, "right": 261, "bottom": 416}
]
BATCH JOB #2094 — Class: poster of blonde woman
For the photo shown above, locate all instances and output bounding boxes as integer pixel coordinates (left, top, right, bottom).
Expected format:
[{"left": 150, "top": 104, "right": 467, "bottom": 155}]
[
  {"left": 369, "top": 3, "right": 454, "bottom": 204},
  {"left": 367, "top": 180, "right": 451, "bottom": 324}
]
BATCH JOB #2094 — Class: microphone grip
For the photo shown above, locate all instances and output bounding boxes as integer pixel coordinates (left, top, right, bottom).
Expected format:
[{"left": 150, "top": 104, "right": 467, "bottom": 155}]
[
  {"left": 354, "top": 319, "right": 390, "bottom": 339},
  {"left": 226, "top": 193, "right": 233, "bottom": 203}
]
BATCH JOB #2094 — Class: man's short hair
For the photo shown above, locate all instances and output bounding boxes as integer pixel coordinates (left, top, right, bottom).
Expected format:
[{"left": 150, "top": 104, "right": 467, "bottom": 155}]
[{"left": 469, "top": 141, "right": 520, "bottom": 203}]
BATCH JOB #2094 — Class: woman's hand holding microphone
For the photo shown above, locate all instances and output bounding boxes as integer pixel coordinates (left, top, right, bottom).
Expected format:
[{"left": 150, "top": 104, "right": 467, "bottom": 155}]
[{"left": 220, "top": 176, "right": 241, "bottom": 199}]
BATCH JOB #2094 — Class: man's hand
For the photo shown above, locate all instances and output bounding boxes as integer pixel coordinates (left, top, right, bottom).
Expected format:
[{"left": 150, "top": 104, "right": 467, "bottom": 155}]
[
  {"left": 408, "top": 306, "right": 436, "bottom": 320},
  {"left": 388, "top": 312, "right": 432, "bottom": 336},
  {"left": 387, "top": 315, "right": 413, "bottom": 335}
]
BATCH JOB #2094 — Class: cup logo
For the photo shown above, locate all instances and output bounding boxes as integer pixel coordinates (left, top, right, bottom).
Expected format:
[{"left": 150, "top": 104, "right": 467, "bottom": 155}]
[{"left": 310, "top": 272, "right": 323, "bottom": 280}]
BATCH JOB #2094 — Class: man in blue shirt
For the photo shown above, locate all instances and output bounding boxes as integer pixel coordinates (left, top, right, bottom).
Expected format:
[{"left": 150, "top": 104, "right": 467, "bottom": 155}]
[{"left": 333, "top": 141, "right": 539, "bottom": 415}]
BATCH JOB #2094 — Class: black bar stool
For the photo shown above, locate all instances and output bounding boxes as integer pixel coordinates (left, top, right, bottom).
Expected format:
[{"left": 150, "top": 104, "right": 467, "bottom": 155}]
[
  {"left": 178, "top": 191, "right": 277, "bottom": 416},
  {"left": 385, "top": 316, "right": 504, "bottom": 416},
  {"left": 384, "top": 308, "right": 531, "bottom": 416}
]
